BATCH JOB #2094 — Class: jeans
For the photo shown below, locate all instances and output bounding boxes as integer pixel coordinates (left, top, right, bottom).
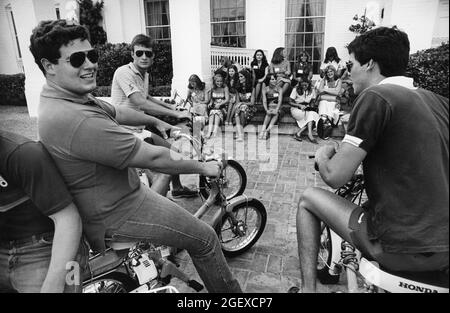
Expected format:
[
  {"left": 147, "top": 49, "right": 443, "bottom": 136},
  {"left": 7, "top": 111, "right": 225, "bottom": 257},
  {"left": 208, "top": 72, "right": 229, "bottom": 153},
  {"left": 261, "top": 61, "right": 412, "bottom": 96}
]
[
  {"left": 106, "top": 188, "right": 242, "bottom": 293},
  {"left": 0, "top": 233, "right": 88, "bottom": 293}
]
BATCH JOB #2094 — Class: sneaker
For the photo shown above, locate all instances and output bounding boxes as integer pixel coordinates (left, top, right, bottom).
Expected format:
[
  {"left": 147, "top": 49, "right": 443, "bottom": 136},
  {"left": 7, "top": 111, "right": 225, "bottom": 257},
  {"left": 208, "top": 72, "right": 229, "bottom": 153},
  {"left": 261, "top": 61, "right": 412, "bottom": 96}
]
[{"left": 171, "top": 186, "right": 198, "bottom": 198}]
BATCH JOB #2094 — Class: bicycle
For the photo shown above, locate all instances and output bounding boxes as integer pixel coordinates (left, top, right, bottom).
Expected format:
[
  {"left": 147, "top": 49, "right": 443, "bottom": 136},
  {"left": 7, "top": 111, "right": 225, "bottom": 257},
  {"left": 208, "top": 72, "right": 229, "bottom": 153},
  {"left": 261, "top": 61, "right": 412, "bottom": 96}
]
[
  {"left": 313, "top": 159, "right": 449, "bottom": 293},
  {"left": 168, "top": 92, "right": 248, "bottom": 201},
  {"left": 82, "top": 138, "right": 267, "bottom": 293}
]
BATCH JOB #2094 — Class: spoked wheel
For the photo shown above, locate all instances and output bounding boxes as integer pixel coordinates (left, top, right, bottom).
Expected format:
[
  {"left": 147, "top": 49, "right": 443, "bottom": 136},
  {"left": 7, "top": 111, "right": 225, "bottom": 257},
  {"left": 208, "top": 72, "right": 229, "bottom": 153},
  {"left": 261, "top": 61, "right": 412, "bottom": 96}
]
[
  {"left": 317, "top": 224, "right": 340, "bottom": 284},
  {"left": 83, "top": 272, "right": 138, "bottom": 293},
  {"left": 215, "top": 199, "right": 266, "bottom": 257},
  {"left": 199, "top": 159, "right": 247, "bottom": 201}
]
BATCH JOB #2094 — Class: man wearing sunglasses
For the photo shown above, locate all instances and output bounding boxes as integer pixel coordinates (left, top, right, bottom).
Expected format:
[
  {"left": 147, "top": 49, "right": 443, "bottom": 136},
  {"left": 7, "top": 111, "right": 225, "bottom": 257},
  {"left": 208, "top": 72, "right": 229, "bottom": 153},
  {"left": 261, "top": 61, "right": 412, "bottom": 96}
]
[
  {"left": 291, "top": 26, "right": 448, "bottom": 293},
  {"left": 111, "top": 34, "right": 197, "bottom": 198},
  {"left": 31, "top": 19, "right": 242, "bottom": 293}
]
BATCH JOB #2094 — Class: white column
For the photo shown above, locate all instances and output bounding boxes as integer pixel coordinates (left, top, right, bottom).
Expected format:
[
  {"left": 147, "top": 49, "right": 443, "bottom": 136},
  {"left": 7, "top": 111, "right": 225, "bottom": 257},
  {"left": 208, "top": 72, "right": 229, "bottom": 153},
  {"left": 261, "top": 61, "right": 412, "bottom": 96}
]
[
  {"left": 169, "top": 0, "right": 211, "bottom": 99},
  {"left": 102, "top": 0, "right": 126, "bottom": 43},
  {"left": 11, "top": 0, "right": 56, "bottom": 118}
]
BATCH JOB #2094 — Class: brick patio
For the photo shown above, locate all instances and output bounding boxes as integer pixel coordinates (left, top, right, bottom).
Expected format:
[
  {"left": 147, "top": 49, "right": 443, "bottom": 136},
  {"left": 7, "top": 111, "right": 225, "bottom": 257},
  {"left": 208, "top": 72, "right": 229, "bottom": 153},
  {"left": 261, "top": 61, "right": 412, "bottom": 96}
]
[{"left": 169, "top": 132, "right": 351, "bottom": 293}]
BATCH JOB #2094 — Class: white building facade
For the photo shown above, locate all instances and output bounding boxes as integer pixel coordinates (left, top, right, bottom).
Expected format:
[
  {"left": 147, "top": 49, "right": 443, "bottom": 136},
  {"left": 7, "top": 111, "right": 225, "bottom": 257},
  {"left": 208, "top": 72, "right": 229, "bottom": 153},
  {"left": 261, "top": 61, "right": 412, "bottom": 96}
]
[{"left": 0, "top": 0, "right": 448, "bottom": 117}]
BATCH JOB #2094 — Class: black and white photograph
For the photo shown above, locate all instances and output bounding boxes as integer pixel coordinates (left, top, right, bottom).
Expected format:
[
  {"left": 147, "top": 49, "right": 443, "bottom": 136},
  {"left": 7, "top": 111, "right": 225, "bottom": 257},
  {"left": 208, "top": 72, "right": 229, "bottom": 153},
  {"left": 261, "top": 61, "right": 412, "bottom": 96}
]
[{"left": 0, "top": 0, "right": 448, "bottom": 301}]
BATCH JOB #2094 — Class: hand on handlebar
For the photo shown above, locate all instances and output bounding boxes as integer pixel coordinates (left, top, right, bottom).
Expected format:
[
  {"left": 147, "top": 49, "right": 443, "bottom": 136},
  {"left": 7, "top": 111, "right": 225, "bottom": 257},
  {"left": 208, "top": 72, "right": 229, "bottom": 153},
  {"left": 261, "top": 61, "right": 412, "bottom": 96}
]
[
  {"left": 202, "top": 160, "right": 222, "bottom": 179},
  {"left": 155, "top": 121, "right": 181, "bottom": 140}
]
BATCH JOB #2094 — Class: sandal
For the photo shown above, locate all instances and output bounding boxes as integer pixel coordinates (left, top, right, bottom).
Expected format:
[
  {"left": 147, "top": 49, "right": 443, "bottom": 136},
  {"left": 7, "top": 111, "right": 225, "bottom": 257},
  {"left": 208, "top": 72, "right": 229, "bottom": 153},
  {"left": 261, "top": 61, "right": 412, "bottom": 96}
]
[{"left": 293, "top": 133, "right": 302, "bottom": 141}]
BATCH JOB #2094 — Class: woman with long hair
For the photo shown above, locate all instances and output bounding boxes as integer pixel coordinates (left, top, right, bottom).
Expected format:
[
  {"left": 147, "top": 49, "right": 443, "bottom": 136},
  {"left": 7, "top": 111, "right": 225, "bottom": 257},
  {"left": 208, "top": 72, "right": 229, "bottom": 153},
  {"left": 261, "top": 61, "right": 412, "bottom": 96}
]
[
  {"left": 225, "top": 65, "right": 240, "bottom": 125},
  {"left": 205, "top": 72, "right": 230, "bottom": 139},
  {"left": 317, "top": 65, "right": 342, "bottom": 139},
  {"left": 250, "top": 49, "right": 269, "bottom": 106},
  {"left": 320, "top": 47, "right": 346, "bottom": 78},
  {"left": 186, "top": 74, "right": 208, "bottom": 133},
  {"left": 268, "top": 47, "right": 291, "bottom": 97},
  {"left": 259, "top": 73, "right": 283, "bottom": 140},
  {"left": 292, "top": 51, "right": 313, "bottom": 86},
  {"left": 233, "top": 69, "right": 257, "bottom": 142},
  {"left": 289, "top": 79, "right": 319, "bottom": 144}
]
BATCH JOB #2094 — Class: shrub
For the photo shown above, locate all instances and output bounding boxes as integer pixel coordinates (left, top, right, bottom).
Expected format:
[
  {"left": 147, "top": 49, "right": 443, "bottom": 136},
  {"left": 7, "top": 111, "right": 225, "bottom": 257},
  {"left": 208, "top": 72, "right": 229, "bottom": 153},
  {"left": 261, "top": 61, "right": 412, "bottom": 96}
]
[
  {"left": 0, "top": 74, "right": 27, "bottom": 106},
  {"left": 406, "top": 42, "right": 449, "bottom": 98},
  {"left": 78, "top": 0, "right": 107, "bottom": 45}
]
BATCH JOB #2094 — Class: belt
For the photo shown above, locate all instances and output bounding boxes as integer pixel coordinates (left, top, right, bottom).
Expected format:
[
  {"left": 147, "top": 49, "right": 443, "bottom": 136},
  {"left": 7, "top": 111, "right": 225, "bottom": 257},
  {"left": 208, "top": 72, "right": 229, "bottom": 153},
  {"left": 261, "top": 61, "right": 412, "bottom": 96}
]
[{"left": 0, "top": 232, "right": 54, "bottom": 249}]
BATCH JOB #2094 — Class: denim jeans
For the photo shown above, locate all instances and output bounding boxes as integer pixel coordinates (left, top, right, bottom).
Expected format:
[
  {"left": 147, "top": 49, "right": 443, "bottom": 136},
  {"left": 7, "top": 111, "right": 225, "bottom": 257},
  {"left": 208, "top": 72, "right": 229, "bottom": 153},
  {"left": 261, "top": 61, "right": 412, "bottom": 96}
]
[
  {"left": 106, "top": 188, "right": 242, "bottom": 293},
  {"left": 0, "top": 233, "right": 88, "bottom": 293}
]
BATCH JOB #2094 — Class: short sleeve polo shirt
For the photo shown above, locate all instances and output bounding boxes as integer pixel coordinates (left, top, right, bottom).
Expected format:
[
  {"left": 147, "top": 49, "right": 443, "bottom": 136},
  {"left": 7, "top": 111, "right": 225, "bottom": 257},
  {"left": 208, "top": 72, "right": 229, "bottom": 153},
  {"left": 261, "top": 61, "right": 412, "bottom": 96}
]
[
  {"left": 111, "top": 62, "right": 149, "bottom": 111},
  {"left": 38, "top": 81, "right": 145, "bottom": 253},
  {"left": 342, "top": 77, "right": 449, "bottom": 253}
]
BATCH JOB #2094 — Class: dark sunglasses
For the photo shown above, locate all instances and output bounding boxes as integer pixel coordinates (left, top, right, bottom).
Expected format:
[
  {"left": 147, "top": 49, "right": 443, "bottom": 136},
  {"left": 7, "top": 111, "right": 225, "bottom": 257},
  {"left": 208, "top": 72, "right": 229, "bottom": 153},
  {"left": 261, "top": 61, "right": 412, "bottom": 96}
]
[
  {"left": 66, "top": 49, "right": 99, "bottom": 68},
  {"left": 346, "top": 61, "right": 353, "bottom": 73},
  {"left": 135, "top": 50, "right": 154, "bottom": 58}
]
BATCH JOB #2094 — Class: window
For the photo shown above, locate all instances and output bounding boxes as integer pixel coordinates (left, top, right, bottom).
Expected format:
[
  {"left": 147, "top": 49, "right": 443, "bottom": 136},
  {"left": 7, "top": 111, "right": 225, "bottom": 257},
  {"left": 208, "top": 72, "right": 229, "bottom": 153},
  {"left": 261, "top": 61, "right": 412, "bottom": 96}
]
[
  {"left": 210, "top": 0, "right": 246, "bottom": 48},
  {"left": 144, "top": 0, "right": 171, "bottom": 42},
  {"left": 285, "top": 0, "right": 326, "bottom": 74}
]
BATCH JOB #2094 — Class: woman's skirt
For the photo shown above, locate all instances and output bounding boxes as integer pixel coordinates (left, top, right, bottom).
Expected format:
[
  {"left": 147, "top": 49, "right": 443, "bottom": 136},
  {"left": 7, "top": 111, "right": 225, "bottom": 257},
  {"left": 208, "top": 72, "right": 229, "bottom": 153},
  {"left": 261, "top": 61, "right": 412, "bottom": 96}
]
[
  {"left": 318, "top": 100, "right": 340, "bottom": 123},
  {"left": 290, "top": 107, "right": 320, "bottom": 129}
]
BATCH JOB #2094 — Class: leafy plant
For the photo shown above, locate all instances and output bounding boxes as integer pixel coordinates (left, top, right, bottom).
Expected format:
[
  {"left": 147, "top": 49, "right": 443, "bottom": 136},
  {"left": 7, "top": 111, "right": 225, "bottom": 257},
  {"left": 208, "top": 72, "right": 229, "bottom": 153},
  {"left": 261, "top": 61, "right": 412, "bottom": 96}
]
[
  {"left": 0, "top": 74, "right": 27, "bottom": 106},
  {"left": 406, "top": 42, "right": 449, "bottom": 98},
  {"left": 349, "top": 13, "right": 375, "bottom": 35},
  {"left": 78, "top": 0, "right": 107, "bottom": 45}
]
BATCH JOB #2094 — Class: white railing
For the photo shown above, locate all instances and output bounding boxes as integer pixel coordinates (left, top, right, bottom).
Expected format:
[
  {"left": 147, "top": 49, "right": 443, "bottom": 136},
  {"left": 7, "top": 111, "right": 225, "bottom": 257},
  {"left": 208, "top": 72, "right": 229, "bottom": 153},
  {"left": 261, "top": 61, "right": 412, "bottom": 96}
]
[{"left": 210, "top": 46, "right": 268, "bottom": 74}]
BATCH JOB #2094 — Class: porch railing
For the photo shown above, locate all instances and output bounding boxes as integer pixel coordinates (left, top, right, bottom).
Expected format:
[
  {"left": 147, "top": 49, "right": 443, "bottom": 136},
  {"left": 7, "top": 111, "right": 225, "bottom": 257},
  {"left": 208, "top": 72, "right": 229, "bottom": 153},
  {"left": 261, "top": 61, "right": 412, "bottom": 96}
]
[{"left": 210, "top": 46, "right": 268, "bottom": 74}]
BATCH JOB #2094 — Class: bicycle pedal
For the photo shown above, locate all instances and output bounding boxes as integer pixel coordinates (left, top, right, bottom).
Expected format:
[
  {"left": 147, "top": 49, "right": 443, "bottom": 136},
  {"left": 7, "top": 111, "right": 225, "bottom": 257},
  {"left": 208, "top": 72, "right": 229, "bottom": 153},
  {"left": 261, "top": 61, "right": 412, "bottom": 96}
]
[{"left": 187, "top": 280, "right": 204, "bottom": 292}]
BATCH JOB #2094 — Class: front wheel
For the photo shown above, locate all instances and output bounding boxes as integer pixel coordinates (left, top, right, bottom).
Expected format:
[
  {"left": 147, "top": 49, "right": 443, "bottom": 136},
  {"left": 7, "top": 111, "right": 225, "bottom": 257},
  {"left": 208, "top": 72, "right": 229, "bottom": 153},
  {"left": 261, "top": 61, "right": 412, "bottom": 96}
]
[
  {"left": 83, "top": 272, "right": 139, "bottom": 293},
  {"left": 199, "top": 159, "right": 247, "bottom": 201},
  {"left": 215, "top": 199, "right": 267, "bottom": 257}
]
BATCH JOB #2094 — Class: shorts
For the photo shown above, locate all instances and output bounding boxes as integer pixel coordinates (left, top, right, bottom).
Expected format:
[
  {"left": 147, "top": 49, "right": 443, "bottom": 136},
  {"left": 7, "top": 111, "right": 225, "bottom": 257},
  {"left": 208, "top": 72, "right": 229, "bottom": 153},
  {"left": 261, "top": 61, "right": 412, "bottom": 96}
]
[{"left": 349, "top": 207, "right": 449, "bottom": 272}]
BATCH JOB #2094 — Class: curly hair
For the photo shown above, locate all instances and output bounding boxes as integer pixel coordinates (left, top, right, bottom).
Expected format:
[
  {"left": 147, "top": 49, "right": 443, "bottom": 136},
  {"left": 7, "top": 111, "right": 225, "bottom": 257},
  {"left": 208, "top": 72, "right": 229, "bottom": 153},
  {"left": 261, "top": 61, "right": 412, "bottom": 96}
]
[
  {"left": 324, "top": 65, "right": 339, "bottom": 82},
  {"left": 29, "top": 20, "right": 90, "bottom": 76},
  {"left": 347, "top": 26, "right": 410, "bottom": 77},
  {"left": 296, "top": 79, "right": 313, "bottom": 96}
]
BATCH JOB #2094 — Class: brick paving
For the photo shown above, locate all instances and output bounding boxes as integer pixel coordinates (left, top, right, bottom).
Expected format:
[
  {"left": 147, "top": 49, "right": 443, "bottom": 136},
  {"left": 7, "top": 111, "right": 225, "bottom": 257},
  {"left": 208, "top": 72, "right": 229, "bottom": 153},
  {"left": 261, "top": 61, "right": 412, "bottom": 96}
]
[{"left": 169, "top": 132, "right": 351, "bottom": 293}]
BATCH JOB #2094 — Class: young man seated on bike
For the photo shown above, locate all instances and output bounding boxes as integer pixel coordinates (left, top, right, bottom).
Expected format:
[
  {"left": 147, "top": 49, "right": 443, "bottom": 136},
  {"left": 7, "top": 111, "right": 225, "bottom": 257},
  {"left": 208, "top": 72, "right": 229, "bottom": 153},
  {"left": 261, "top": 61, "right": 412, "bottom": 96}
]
[
  {"left": 111, "top": 34, "right": 196, "bottom": 199},
  {"left": 0, "top": 130, "right": 86, "bottom": 293},
  {"left": 31, "top": 19, "right": 241, "bottom": 293},
  {"left": 293, "top": 26, "right": 449, "bottom": 293}
]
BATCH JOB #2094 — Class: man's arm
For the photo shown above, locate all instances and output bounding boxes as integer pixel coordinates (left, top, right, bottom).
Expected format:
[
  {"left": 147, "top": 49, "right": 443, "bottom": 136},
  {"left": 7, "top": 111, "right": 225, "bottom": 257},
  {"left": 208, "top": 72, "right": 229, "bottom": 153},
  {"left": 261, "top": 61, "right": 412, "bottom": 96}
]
[
  {"left": 129, "top": 142, "right": 221, "bottom": 177},
  {"left": 315, "top": 142, "right": 366, "bottom": 189},
  {"left": 129, "top": 92, "right": 185, "bottom": 119},
  {"left": 40, "top": 202, "right": 82, "bottom": 293},
  {"left": 115, "top": 106, "right": 179, "bottom": 139},
  {"left": 147, "top": 95, "right": 174, "bottom": 110}
]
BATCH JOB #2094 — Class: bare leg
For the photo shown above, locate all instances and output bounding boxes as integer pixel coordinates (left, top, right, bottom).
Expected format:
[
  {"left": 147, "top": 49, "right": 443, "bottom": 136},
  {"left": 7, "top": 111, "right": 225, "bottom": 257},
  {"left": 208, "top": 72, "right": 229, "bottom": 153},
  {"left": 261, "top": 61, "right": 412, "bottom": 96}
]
[
  {"left": 266, "top": 114, "right": 279, "bottom": 132},
  {"left": 259, "top": 114, "right": 271, "bottom": 139},
  {"left": 150, "top": 172, "right": 171, "bottom": 196},
  {"left": 235, "top": 112, "right": 244, "bottom": 141},
  {"left": 206, "top": 114, "right": 215, "bottom": 138},
  {"left": 296, "top": 125, "right": 307, "bottom": 137},
  {"left": 296, "top": 187, "right": 358, "bottom": 292},
  {"left": 212, "top": 116, "right": 220, "bottom": 137},
  {"left": 255, "top": 83, "right": 262, "bottom": 103},
  {"left": 281, "top": 82, "right": 290, "bottom": 97},
  {"left": 307, "top": 121, "right": 315, "bottom": 140}
]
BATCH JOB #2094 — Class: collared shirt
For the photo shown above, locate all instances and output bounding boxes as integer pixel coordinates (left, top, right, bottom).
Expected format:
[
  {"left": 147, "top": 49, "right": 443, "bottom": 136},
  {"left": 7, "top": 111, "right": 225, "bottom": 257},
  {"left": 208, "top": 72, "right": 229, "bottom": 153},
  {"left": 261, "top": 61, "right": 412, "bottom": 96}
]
[
  {"left": 111, "top": 62, "right": 149, "bottom": 132},
  {"left": 38, "top": 81, "right": 145, "bottom": 253},
  {"left": 342, "top": 76, "right": 449, "bottom": 253}
]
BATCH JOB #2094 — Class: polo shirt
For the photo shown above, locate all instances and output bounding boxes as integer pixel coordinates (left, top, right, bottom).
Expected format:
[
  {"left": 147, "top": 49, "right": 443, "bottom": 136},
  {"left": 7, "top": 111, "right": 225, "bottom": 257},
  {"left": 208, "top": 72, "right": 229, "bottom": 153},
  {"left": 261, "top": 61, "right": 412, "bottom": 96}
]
[
  {"left": 38, "top": 81, "right": 145, "bottom": 253},
  {"left": 111, "top": 62, "right": 149, "bottom": 131},
  {"left": 0, "top": 130, "right": 73, "bottom": 240},
  {"left": 343, "top": 76, "right": 449, "bottom": 254}
]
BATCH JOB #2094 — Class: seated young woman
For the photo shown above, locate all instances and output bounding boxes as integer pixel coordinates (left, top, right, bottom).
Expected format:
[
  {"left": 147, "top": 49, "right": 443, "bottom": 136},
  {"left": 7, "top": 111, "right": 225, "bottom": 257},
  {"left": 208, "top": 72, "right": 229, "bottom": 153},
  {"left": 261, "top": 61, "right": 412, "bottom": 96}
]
[
  {"left": 259, "top": 73, "right": 283, "bottom": 140},
  {"left": 186, "top": 74, "right": 209, "bottom": 136},
  {"left": 268, "top": 47, "right": 291, "bottom": 97},
  {"left": 225, "top": 65, "right": 240, "bottom": 125},
  {"left": 289, "top": 79, "right": 319, "bottom": 144},
  {"left": 205, "top": 72, "right": 230, "bottom": 139},
  {"left": 250, "top": 49, "right": 269, "bottom": 106},
  {"left": 317, "top": 64, "right": 342, "bottom": 139},
  {"left": 232, "top": 69, "right": 257, "bottom": 142}
]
